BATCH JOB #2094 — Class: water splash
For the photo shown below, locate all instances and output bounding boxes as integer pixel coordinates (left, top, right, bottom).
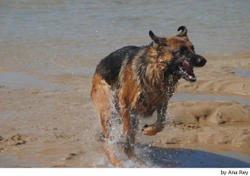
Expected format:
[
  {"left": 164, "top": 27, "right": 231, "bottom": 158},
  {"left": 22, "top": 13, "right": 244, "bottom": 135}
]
[
  {"left": 99, "top": 91, "right": 174, "bottom": 167},
  {"left": 166, "top": 75, "right": 175, "bottom": 98},
  {"left": 101, "top": 91, "right": 150, "bottom": 167},
  {"left": 108, "top": 91, "right": 123, "bottom": 144}
]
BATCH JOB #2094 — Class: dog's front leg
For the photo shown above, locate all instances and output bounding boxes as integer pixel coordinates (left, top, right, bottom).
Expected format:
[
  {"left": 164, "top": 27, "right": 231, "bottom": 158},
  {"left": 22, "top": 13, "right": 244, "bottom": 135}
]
[{"left": 142, "top": 104, "right": 167, "bottom": 136}]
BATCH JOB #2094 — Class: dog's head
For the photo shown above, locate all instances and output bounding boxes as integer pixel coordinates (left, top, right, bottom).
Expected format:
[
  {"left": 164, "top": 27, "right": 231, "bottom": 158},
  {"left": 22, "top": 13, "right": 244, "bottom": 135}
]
[{"left": 149, "top": 26, "right": 206, "bottom": 82}]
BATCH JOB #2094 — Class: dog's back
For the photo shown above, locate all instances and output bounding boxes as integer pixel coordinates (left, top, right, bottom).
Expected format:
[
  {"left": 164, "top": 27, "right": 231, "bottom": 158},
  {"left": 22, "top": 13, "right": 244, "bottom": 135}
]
[{"left": 95, "top": 46, "right": 142, "bottom": 87}]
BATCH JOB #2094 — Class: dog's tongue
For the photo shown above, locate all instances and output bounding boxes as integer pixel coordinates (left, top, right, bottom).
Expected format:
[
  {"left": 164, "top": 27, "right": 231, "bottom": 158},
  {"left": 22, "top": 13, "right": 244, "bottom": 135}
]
[
  {"left": 180, "top": 60, "right": 196, "bottom": 82},
  {"left": 183, "top": 60, "right": 189, "bottom": 67},
  {"left": 182, "top": 60, "right": 192, "bottom": 72}
]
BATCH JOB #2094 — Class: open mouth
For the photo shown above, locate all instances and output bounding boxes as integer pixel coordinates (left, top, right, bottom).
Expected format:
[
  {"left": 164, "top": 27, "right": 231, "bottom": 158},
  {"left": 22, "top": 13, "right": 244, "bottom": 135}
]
[{"left": 176, "top": 60, "right": 196, "bottom": 82}]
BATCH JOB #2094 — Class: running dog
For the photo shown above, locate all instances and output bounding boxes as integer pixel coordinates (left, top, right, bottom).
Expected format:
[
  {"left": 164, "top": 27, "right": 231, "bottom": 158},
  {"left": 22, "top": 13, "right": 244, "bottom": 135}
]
[{"left": 91, "top": 26, "right": 206, "bottom": 167}]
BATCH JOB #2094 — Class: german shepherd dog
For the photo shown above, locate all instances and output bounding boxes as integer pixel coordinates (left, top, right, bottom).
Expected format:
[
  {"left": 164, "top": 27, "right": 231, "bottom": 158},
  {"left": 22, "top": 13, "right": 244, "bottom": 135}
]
[{"left": 91, "top": 26, "right": 206, "bottom": 167}]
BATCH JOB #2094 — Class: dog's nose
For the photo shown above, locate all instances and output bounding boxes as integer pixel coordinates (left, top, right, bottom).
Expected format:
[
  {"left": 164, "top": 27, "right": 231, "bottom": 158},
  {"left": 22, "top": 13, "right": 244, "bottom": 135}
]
[
  {"left": 197, "top": 57, "right": 206, "bottom": 67},
  {"left": 190, "top": 55, "right": 207, "bottom": 67}
]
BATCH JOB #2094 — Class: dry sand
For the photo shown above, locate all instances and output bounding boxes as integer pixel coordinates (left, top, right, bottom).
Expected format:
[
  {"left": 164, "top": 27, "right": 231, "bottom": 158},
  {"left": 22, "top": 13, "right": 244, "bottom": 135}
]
[{"left": 0, "top": 50, "right": 250, "bottom": 167}]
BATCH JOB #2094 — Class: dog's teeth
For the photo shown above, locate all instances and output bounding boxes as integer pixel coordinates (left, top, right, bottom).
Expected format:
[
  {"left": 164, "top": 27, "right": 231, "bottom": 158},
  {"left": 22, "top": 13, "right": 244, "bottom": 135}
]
[{"left": 178, "top": 66, "right": 184, "bottom": 72}]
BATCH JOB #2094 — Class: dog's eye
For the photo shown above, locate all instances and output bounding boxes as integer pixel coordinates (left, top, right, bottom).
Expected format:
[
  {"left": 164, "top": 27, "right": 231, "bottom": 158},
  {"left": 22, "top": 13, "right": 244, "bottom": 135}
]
[
  {"left": 178, "top": 46, "right": 187, "bottom": 54},
  {"left": 173, "top": 46, "right": 186, "bottom": 55},
  {"left": 180, "top": 46, "right": 187, "bottom": 52}
]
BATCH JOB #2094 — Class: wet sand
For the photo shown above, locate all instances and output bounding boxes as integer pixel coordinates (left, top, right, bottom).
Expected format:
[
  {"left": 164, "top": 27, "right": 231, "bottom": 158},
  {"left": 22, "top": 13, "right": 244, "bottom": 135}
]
[{"left": 0, "top": 51, "right": 250, "bottom": 167}]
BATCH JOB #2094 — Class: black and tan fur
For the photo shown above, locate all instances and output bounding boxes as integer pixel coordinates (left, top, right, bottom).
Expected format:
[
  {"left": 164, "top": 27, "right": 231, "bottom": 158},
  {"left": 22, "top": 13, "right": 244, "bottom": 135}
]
[{"left": 91, "top": 26, "right": 206, "bottom": 167}]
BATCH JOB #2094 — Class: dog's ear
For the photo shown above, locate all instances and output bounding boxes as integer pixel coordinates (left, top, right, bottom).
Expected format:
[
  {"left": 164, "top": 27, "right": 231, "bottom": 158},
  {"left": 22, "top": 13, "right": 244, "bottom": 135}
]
[
  {"left": 177, "top": 26, "right": 188, "bottom": 37},
  {"left": 149, "top": 30, "right": 166, "bottom": 45}
]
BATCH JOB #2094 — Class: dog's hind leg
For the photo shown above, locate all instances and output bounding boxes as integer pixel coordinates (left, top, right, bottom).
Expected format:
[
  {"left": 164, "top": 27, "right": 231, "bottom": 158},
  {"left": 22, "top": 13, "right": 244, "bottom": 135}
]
[
  {"left": 120, "top": 107, "right": 137, "bottom": 157},
  {"left": 142, "top": 104, "right": 167, "bottom": 136},
  {"left": 120, "top": 107, "right": 145, "bottom": 165},
  {"left": 91, "top": 73, "right": 123, "bottom": 167}
]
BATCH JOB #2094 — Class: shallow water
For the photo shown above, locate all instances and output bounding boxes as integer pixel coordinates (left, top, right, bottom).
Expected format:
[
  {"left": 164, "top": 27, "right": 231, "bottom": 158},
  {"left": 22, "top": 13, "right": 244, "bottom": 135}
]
[
  {"left": 136, "top": 145, "right": 250, "bottom": 168},
  {"left": 1, "top": 0, "right": 250, "bottom": 73},
  {"left": 50, "top": 67, "right": 95, "bottom": 77},
  {"left": 233, "top": 69, "right": 250, "bottom": 78},
  {"left": 1, "top": 147, "right": 250, "bottom": 168},
  {"left": 172, "top": 93, "right": 250, "bottom": 105},
  {"left": 0, "top": 72, "right": 70, "bottom": 91},
  {"left": 0, "top": 155, "right": 45, "bottom": 168}
]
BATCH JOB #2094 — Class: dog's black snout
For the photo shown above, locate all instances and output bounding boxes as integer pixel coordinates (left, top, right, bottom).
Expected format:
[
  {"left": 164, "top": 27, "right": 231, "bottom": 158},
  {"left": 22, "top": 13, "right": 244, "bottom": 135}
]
[
  {"left": 190, "top": 55, "right": 206, "bottom": 67},
  {"left": 197, "top": 57, "right": 206, "bottom": 67}
]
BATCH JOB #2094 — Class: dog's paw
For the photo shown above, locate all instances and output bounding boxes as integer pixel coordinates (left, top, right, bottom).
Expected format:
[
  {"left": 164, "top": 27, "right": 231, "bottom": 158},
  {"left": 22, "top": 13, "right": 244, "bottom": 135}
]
[
  {"left": 141, "top": 124, "right": 148, "bottom": 133},
  {"left": 142, "top": 124, "right": 157, "bottom": 136},
  {"left": 142, "top": 124, "right": 149, "bottom": 129},
  {"left": 142, "top": 124, "right": 165, "bottom": 136}
]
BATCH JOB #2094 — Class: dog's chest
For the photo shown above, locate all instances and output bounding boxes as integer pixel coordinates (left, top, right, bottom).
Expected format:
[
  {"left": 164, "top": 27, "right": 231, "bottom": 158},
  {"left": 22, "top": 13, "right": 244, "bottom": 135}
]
[{"left": 135, "top": 91, "right": 171, "bottom": 117}]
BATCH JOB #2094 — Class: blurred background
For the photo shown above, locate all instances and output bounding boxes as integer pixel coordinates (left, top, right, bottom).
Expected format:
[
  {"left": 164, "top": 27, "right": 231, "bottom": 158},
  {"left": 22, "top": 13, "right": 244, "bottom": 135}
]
[{"left": 1, "top": 0, "right": 250, "bottom": 73}]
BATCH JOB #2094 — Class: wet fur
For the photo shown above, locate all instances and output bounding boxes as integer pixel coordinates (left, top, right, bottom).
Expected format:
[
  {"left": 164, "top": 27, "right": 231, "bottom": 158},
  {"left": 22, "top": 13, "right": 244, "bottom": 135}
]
[{"left": 91, "top": 26, "right": 206, "bottom": 167}]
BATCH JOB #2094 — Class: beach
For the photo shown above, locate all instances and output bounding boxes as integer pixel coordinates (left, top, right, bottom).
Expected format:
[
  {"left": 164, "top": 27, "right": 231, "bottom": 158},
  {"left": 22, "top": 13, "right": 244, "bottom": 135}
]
[
  {"left": 0, "top": 51, "right": 250, "bottom": 167},
  {"left": 0, "top": 0, "right": 250, "bottom": 167}
]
